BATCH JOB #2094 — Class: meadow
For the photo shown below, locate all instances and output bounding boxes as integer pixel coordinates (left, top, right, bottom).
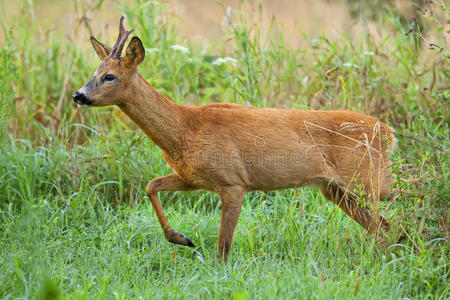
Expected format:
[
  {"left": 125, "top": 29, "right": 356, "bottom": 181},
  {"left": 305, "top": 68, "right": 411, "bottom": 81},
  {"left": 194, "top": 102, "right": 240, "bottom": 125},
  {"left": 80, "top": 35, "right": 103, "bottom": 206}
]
[{"left": 0, "top": 0, "right": 448, "bottom": 299}]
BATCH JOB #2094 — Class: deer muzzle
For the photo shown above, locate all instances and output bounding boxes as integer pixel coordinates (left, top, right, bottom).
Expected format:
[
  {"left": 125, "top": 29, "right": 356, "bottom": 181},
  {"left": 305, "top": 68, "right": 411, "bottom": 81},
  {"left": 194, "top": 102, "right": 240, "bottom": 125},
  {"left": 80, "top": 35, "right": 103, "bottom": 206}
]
[{"left": 72, "top": 91, "right": 93, "bottom": 107}]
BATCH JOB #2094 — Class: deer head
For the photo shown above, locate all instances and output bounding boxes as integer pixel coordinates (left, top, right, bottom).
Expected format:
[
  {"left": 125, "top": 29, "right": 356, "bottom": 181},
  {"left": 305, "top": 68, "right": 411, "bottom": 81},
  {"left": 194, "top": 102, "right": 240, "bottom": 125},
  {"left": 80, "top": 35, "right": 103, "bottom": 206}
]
[{"left": 72, "top": 16, "right": 145, "bottom": 107}]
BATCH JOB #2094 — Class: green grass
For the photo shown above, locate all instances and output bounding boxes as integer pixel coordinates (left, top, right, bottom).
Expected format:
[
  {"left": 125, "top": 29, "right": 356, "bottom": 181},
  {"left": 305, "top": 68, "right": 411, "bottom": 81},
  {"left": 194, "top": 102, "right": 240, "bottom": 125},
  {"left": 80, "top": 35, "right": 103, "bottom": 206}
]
[{"left": 0, "top": 0, "right": 449, "bottom": 299}]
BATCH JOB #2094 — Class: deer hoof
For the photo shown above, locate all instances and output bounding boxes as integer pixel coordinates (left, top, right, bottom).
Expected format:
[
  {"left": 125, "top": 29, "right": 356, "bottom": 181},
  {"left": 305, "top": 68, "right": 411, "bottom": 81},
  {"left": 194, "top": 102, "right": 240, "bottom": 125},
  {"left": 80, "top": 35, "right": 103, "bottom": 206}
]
[
  {"left": 185, "top": 237, "right": 195, "bottom": 247},
  {"left": 178, "top": 233, "right": 195, "bottom": 247}
]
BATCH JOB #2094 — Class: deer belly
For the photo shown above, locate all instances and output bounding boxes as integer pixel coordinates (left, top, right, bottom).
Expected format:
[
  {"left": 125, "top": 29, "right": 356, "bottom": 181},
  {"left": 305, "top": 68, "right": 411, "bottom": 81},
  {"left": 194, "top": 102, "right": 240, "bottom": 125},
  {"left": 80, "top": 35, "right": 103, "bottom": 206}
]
[{"left": 242, "top": 148, "right": 328, "bottom": 190}]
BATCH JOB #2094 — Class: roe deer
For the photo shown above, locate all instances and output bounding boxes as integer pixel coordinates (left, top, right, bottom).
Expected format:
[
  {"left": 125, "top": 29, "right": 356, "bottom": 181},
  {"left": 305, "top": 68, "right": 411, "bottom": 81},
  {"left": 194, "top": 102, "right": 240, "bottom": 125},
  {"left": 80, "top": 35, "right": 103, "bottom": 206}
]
[{"left": 73, "top": 17, "right": 395, "bottom": 263}]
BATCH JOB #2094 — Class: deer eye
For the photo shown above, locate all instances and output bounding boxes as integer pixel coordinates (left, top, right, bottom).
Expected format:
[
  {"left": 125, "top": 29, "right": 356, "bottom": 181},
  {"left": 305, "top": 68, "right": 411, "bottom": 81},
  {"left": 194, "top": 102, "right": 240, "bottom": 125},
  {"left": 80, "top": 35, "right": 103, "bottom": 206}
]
[{"left": 104, "top": 74, "right": 116, "bottom": 82}]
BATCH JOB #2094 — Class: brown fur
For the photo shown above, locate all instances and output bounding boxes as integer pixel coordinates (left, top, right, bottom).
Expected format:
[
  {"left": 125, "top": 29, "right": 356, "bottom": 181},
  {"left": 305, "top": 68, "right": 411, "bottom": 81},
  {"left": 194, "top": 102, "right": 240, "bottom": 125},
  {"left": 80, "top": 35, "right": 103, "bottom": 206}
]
[{"left": 76, "top": 18, "right": 396, "bottom": 263}]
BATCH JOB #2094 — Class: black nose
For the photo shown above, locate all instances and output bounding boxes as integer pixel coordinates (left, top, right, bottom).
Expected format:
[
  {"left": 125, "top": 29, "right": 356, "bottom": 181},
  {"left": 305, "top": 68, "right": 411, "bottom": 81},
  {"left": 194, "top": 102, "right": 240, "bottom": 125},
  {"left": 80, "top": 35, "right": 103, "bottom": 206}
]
[
  {"left": 72, "top": 92, "right": 81, "bottom": 101},
  {"left": 72, "top": 92, "right": 93, "bottom": 106}
]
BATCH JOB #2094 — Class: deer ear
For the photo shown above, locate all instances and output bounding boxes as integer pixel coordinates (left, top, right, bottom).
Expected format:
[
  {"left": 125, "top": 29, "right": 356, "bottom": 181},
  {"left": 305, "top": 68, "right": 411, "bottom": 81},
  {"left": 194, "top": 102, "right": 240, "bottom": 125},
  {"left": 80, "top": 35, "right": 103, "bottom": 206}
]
[
  {"left": 124, "top": 36, "right": 145, "bottom": 68},
  {"left": 90, "top": 36, "right": 111, "bottom": 60}
]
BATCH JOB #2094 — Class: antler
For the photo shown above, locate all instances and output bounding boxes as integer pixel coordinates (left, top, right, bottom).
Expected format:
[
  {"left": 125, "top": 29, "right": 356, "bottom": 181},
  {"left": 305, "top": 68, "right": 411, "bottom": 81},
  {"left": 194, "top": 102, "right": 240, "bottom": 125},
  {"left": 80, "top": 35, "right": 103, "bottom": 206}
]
[{"left": 109, "top": 16, "right": 134, "bottom": 59}]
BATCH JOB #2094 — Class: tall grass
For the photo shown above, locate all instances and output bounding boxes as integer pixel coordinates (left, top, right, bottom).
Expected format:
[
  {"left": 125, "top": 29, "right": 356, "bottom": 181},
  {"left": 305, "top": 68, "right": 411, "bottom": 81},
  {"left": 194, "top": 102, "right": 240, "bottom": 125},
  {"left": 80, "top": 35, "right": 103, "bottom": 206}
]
[
  {"left": 0, "top": 0, "right": 448, "bottom": 299},
  {"left": 0, "top": 28, "right": 17, "bottom": 141}
]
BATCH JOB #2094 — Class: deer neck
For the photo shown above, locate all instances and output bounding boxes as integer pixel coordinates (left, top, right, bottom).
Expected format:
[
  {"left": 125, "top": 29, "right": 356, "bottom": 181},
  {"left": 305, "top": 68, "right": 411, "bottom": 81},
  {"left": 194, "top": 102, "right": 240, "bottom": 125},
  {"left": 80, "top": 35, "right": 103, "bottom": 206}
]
[{"left": 118, "top": 74, "right": 186, "bottom": 154}]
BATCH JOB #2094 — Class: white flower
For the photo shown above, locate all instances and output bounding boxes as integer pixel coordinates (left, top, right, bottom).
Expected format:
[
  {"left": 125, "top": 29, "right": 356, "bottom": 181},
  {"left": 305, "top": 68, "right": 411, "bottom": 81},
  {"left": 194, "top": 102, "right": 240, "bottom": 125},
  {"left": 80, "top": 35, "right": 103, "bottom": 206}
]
[
  {"left": 221, "top": 6, "right": 233, "bottom": 28},
  {"left": 302, "top": 76, "right": 309, "bottom": 88},
  {"left": 146, "top": 48, "right": 160, "bottom": 53},
  {"left": 363, "top": 51, "right": 374, "bottom": 56},
  {"left": 343, "top": 62, "right": 359, "bottom": 68},
  {"left": 170, "top": 45, "right": 190, "bottom": 54},
  {"left": 226, "top": 6, "right": 232, "bottom": 19},
  {"left": 212, "top": 57, "right": 238, "bottom": 66}
]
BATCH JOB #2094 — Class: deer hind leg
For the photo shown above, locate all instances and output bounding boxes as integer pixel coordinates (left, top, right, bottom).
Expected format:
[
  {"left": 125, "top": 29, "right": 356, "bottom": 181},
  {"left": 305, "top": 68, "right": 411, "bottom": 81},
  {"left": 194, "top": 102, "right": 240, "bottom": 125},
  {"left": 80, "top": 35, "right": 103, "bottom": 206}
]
[
  {"left": 320, "top": 183, "right": 390, "bottom": 234},
  {"left": 379, "top": 177, "right": 395, "bottom": 201},
  {"left": 217, "top": 186, "right": 246, "bottom": 264},
  {"left": 146, "top": 173, "right": 196, "bottom": 247}
]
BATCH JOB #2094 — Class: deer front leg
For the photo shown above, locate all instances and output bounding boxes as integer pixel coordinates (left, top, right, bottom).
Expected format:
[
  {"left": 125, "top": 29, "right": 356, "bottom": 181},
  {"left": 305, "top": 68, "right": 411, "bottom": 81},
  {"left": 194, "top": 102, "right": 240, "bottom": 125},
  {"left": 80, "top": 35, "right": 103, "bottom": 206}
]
[
  {"left": 217, "top": 186, "right": 246, "bottom": 264},
  {"left": 146, "top": 173, "right": 196, "bottom": 247}
]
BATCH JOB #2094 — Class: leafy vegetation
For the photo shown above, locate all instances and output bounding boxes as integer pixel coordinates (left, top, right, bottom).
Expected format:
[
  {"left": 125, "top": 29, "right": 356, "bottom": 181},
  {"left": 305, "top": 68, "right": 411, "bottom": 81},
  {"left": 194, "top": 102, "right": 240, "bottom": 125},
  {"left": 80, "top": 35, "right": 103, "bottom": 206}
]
[{"left": 0, "top": 0, "right": 448, "bottom": 299}]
